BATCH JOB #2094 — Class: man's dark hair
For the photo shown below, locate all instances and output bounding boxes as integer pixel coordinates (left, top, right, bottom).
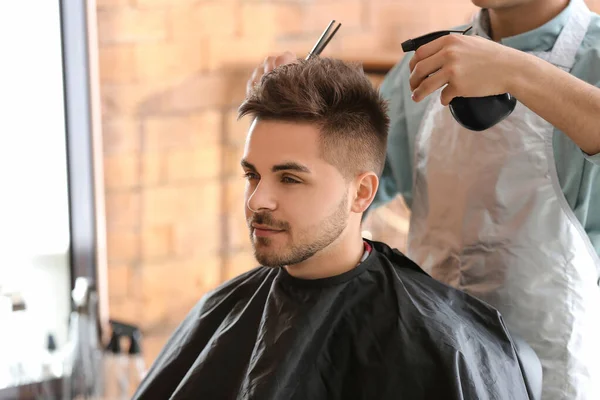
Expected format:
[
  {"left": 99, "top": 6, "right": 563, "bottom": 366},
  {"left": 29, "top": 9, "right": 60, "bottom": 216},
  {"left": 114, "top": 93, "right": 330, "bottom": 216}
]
[{"left": 238, "top": 57, "right": 390, "bottom": 178}]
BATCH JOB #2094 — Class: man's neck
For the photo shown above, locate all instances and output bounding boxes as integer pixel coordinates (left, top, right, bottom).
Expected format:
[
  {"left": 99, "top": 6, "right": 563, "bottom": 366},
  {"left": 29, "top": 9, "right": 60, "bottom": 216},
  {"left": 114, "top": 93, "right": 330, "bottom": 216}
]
[
  {"left": 488, "top": 0, "right": 570, "bottom": 41},
  {"left": 284, "top": 231, "right": 365, "bottom": 280}
]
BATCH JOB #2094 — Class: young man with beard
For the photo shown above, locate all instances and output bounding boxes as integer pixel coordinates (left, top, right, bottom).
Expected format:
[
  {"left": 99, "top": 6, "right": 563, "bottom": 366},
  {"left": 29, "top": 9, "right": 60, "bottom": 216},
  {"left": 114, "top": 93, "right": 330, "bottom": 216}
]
[{"left": 131, "top": 57, "right": 533, "bottom": 400}]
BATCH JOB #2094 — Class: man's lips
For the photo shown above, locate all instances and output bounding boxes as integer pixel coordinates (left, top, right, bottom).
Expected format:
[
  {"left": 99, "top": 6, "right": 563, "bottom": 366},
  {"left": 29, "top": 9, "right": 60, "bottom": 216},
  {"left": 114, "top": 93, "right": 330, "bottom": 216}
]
[{"left": 252, "top": 224, "right": 285, "bottom": 237}]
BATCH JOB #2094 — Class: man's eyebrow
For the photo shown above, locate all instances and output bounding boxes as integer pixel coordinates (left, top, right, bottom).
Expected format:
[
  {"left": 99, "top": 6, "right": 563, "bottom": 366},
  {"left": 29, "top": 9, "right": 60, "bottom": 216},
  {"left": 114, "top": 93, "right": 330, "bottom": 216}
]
[
  {"left": 272, "top": 162, "right": 311, "bottom": 174},
  {"left": 241, "top": 159, "right": 312, "bottom": 174},
  {"left": 241, "top": 159, "right": 256, "bottom": 171}
]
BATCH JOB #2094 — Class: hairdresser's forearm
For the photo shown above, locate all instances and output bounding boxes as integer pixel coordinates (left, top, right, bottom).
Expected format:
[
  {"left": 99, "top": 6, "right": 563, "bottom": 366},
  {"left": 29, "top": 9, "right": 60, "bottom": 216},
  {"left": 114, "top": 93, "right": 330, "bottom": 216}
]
[{"left": 507, "top": 51, "right": 600, "bottom": 155}]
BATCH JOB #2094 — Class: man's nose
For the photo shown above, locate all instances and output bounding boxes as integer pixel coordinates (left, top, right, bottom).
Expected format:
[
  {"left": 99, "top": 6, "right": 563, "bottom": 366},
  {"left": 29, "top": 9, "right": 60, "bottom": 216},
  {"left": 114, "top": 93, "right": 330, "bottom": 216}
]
[{"left": 247, "top": 181, "right": 277, "bottom": 212}]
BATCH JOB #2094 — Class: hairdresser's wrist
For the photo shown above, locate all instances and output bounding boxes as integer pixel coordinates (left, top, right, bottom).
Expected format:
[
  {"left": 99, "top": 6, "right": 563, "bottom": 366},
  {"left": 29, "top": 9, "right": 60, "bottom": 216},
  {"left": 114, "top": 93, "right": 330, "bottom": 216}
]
[{"left": 503, "top": 50, "right": 542, "bottom": 99}]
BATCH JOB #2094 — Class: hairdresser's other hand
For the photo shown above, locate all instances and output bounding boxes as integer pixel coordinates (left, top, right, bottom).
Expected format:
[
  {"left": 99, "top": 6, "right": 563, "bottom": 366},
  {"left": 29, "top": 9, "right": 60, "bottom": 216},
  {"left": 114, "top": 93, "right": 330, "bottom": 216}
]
[
  {"left": 246, "top": 51, "right": 298, "bottom": 97},
  {"left": 408, "top": 34, "right": 523, "bottom": 105}
]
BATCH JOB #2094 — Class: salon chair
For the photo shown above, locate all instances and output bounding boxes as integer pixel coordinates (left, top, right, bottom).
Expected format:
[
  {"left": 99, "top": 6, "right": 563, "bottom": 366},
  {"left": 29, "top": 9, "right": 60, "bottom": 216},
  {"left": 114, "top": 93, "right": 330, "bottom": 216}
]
[{"left": 510, "top": 331, "right": 543, "bottom": 400}]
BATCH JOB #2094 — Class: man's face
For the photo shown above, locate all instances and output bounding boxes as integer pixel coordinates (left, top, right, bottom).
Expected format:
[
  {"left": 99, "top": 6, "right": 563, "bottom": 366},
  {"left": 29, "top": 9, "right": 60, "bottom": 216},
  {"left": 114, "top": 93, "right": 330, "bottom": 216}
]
[{"left": 241, "top": 120, "right": 350, "bottom": 268}]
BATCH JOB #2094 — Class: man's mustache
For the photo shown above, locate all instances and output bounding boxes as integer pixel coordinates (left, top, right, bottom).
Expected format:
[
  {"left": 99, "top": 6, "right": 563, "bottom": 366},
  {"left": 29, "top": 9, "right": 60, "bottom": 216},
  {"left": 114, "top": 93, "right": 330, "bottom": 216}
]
[{"left": 248, "top": 212, "right": 290, "bottom": 231}]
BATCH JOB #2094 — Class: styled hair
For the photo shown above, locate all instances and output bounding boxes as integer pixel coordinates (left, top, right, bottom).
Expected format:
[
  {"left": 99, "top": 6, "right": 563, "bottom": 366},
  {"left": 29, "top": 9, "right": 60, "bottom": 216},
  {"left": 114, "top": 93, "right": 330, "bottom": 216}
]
[{"left": 238, "top": 57, "right": 390, "bottom": 178}]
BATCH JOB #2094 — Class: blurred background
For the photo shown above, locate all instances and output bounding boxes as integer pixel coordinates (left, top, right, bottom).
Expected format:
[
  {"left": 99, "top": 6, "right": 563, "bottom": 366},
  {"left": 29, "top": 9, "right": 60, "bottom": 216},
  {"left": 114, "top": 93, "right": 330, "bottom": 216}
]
[{"left": 2, "top": 0, "right": 600, "bottom": 398}]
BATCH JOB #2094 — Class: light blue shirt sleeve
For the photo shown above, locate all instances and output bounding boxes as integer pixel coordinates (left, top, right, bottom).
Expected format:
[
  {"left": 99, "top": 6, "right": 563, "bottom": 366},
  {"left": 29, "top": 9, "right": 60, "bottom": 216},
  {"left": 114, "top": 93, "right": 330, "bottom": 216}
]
[
  {"left": 579, "top": 74, "right": 600, "bottom": 164},
  {"left": 554, "top": 14, "right": 600, "bottom": 256},
  {"left": 572, "top": 28, "right": 600, "bottom": 165},
  {"left": 582, "top": 151, "right": 600, "bottom": 167},
  {"left": 370, "top": 57, "right": 415, "bottom": 213},
  {"left": 582, "top": 150, "right": 600, "bottom": 164}
]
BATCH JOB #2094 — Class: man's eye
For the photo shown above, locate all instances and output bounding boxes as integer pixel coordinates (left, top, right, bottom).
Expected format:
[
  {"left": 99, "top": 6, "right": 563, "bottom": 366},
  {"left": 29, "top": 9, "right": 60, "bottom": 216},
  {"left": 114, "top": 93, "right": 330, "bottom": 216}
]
[
  {"left": 243, "top": 172, "right": 259, "bottom": 180},
  {"left": 281, "top": 176, "right": 300, "bottom": 184}
]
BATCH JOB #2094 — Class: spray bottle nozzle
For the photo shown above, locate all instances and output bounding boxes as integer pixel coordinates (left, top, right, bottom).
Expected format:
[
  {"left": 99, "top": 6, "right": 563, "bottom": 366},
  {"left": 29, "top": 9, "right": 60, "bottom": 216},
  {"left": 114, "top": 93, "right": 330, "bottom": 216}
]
[{"left": 401, "top": 27, "right": 473, "bottom": 52}]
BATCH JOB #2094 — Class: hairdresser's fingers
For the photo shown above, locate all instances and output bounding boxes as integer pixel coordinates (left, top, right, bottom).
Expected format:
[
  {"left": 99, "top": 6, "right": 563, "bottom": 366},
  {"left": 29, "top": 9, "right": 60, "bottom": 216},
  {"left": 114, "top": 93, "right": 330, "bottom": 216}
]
[
  {"left": 246, "top": 51, "right": 297, "bottom": 97},
  {"left": 274, "top": 51, "right": 297, "bottom": 67},
  {"left": 409, "top": 50, "right": 445, "bottom": 92},
  {"left": 440, "top": 83, "right": 459, "bottom": 106},
  {"left": 246, "top": 57, "right": 275, "bottom": 97},
  {"left": 409, "top": 35, "right": 448, "bottom": 72},
  {"left": 264, "top": 56, "right": 277, "bottom": 74},
  {"left": 411, "top": 68, "right": 450, "bottom": 103},
  {"left": 246, "top": 66, "right": 262, "bottom": 96}
]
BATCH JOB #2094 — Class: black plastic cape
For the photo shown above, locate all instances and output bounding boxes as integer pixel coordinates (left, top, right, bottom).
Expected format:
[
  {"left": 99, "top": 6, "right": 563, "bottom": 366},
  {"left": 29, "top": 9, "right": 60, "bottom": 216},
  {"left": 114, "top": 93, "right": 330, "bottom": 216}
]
[{"left": 132, "top": 240, "right": 530, "bottom": 400}]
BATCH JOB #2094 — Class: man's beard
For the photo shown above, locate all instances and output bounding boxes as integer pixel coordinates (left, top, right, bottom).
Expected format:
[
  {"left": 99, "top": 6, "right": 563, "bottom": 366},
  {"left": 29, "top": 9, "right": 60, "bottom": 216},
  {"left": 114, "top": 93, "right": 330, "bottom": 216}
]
[{"left": 247, "top": 195, "right": 349, "bottom": 268}]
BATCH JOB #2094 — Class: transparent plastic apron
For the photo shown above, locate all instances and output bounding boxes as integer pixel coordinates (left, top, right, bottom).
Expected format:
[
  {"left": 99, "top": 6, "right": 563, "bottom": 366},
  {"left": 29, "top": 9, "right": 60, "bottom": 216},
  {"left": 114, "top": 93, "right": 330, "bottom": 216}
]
[{"left": 407, "top": 1, "right": 600, "bottom": 398}]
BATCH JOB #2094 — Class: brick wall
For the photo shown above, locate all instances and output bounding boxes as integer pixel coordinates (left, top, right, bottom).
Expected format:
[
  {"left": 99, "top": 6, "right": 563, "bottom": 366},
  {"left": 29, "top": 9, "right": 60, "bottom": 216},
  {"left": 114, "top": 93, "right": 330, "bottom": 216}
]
[{"left": 95, "top": 0, "right": 600, "bottom": 367}]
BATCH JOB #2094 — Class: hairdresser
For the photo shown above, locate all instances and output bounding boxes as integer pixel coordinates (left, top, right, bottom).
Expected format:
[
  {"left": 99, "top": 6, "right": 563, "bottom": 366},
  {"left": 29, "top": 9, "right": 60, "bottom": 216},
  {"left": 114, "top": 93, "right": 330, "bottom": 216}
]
[{"left": 247, "top": 1, "right": 600, "bottom": 399}]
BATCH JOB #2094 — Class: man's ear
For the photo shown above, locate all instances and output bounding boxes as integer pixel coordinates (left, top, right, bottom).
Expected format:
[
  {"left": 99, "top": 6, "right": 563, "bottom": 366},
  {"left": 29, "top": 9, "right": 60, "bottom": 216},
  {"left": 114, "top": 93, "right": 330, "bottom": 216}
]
[{"left": 351, "top": 172, "right": 379, "bottom": 213}]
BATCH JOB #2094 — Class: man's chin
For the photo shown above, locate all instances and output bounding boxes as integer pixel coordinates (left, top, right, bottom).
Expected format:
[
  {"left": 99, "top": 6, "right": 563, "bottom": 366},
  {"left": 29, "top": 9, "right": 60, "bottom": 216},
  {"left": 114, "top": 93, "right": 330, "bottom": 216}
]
[
  {"left": 253, "top": 245, "right": 317, "bottom": 269},
  {"left": 252, "top": 240, "right": 284, "bottom": 267},
  {"left": 254, "top": 251, "right": 286, "bottom": 269},
  {"left": 253, "top": 242, "right": 303, "bottom": 268}
]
